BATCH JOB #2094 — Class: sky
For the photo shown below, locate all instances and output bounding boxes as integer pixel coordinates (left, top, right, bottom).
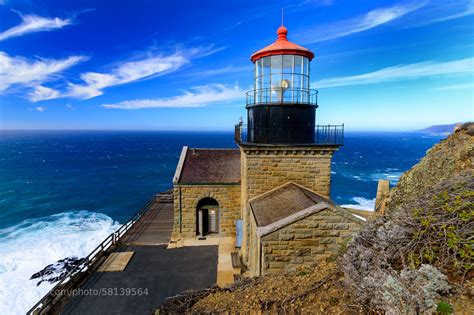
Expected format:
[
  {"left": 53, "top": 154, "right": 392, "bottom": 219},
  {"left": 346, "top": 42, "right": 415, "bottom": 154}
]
[{"left": 0, "top": 0, "right": 472, "bottom": 131}]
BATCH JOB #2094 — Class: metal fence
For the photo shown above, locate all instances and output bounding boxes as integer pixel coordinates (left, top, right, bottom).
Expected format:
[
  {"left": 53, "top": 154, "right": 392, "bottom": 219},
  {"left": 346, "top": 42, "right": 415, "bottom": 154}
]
[
  {"left": 27, "top": 194, "right": 160, "bottom": 315},
  {"left": 236, "top": 124, "right": 344, "bottom": 146},
  {"left": 246, "top": 88, "right": 318, "bottom": 106}
]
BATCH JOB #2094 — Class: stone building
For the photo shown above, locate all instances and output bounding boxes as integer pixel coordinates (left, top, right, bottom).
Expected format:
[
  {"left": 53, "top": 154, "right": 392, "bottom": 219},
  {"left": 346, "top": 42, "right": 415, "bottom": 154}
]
[{"left": 171, "top": 25, "right": 367, "bottom": 276}]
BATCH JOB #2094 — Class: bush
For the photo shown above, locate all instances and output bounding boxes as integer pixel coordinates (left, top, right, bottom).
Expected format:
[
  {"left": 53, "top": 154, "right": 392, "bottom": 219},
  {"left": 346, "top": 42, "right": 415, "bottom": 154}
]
[
  {"left": 436, "top": 300, "right": 453, "bottom": 314},
  {"left": 341, "top": 174, "right": 473, "bottom": 314}
]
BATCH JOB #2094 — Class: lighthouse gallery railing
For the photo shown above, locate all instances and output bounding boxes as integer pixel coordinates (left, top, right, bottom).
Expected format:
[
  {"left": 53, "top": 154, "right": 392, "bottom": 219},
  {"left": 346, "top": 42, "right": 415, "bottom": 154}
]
[{"left": 236, "top": 124, "right": 344, "bottom": 146}]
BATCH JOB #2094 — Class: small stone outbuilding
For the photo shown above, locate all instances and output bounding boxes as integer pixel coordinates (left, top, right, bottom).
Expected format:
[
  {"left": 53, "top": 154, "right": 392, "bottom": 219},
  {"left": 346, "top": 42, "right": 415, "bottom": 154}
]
[
  {"left": 245, "top": 182, "right": 364, "bottom": 276},
  {"left": 172, "top": 147, "right": 241, "bottom": 239}
]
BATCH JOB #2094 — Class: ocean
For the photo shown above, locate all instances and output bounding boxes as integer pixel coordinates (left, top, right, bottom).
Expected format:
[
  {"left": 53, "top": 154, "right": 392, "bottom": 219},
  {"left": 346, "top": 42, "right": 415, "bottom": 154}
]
[{"left": 0, "top": 130, "right": 444, "bottom": 314}]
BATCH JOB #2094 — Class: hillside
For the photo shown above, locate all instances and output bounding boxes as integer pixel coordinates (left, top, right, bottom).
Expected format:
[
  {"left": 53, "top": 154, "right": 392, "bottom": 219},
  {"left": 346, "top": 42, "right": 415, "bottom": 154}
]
[
  {"left": 389, "top": 122, "right": 473, "bottom": 209},
  {"left": 418, "top": 123, "right": 463, "bottom": 134},
  {"left": 157, "top": 123, "right": 473, "bottom": 314}
]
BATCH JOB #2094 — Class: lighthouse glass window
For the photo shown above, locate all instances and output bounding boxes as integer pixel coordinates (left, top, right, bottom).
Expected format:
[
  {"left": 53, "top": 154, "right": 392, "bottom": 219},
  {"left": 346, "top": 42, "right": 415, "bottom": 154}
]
[{"left": 254, "top": 55, "right": 310, "bottom": 104}]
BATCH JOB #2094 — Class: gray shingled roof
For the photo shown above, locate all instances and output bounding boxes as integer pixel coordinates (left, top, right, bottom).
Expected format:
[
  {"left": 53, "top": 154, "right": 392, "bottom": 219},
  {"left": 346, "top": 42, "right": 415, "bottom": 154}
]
[
  {"left": 249, "top": 182, "right": 333, "bottom": 227},
  {"left": 178, "top": 149, "right": 240, "bottom": 184}
]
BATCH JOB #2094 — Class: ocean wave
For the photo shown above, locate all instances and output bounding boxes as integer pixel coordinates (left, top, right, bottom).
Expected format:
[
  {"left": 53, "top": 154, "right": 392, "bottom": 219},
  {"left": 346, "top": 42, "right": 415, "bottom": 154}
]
[
  {"left": 0, "top": 210, "right": 120, "bottom": 315},
  {"left": 341, "top": 197, "right": 375, "bottom": 211},
  {"left": 340, "top": 169, "right": 403, "bottom": 183}
]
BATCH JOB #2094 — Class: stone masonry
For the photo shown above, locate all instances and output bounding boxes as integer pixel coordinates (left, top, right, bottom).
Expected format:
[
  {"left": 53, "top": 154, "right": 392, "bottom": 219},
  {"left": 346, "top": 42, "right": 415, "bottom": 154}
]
[
  {"left": 258, "top": 208, "right": 362, "bottom": 275},
  {"left": 240, "top": 146, "right": 337, "bottom": 202},
  {"left": 172, "top": 184, "right": 241, "bottom": 239},
  {"left": 239, "top": 145, "right": 337, "bottom": 262}
]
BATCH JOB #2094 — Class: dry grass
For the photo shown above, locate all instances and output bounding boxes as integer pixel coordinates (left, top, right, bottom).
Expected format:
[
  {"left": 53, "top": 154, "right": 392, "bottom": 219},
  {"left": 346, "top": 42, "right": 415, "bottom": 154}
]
[{"left": 190, "top": 261, "right": 364, "bottom": 314}]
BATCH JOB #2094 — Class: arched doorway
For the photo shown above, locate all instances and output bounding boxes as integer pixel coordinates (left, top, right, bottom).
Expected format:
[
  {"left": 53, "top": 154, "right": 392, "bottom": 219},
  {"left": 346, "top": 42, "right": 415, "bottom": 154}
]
[{"left": 196, "top": 197, "right": 219, "bottom": 238}]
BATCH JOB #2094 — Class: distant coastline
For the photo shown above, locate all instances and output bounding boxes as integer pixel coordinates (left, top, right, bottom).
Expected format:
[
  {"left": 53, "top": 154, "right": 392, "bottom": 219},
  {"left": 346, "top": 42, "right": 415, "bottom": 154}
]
[{"left": 417, "top": 122, "right": 463, "bottom": 135}]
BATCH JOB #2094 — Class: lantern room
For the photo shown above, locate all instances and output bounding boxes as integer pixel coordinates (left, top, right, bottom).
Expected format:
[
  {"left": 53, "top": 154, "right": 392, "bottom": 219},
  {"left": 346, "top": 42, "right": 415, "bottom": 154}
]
[
  {"left": 250, "top": 26, "right": 315, "bottom": 105},
  {"left": 242, "top": 25, "right": 320, "bottom": 144}
]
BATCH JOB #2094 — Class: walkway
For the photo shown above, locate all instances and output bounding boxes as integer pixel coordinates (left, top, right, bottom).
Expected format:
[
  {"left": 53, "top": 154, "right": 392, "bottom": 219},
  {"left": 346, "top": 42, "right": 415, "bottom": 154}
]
[
  {"left": 62, "top": 245, "right": 218, "bottom": 315},
  {"left": 61, "top": 192, "right": 218, "bottom": 314},
  {"left": 120, "top": 200, "right": 174, "bottom": 246}
]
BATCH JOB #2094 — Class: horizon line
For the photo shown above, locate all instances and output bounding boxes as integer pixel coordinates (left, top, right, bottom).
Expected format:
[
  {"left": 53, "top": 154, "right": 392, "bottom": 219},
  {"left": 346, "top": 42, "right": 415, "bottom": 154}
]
[{"left": 0, "top": 128, "right": 445, "bottom": 133}]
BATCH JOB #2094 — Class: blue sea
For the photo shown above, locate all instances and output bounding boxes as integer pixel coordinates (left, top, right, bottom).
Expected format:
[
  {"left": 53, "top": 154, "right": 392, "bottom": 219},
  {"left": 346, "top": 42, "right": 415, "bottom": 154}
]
[{"left": 0, "top": 130, "right": 443, "bottom": 313}]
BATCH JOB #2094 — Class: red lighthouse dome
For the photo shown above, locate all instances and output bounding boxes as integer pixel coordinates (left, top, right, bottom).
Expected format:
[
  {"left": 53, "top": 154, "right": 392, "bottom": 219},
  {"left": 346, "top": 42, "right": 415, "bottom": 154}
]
[{"left": 250, "top": 25, "right": 314, "bottom": 63}]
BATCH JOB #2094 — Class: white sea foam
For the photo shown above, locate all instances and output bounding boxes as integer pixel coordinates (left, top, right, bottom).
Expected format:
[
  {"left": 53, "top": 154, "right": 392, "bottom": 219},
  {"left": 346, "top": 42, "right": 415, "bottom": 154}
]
[
  {"left": 344, "top": 169, "right": 403, "bottom": 184},
  {"left": 341, "top": 197, "right": 376, "bottom": 211},
  {"left": 0, "top": 211, "right": 120, "bottom": 315}
]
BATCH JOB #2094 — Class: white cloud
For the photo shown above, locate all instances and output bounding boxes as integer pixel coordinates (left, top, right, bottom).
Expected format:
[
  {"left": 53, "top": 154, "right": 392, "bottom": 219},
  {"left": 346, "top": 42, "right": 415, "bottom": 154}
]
[
  {"left": 0, "top": 52, "right": 86, "bottom": 92},
  {"left": 299, "top": 1, "right": 427, "bottom": 43},
  {"left": 0, "top": 12, "right": 71, "bottom": 41},
  {"left": 434, "top": 82, "right": 474, "bottom": 91},
  {"left": 101, "top": 84, "right": 244, "bottom": 109},
  {"left": 315, "top": 57, "right": 474, "bottom": 88},
  {"left": 182, "top": 65, "right": 252, "bottom": 78},
  {"left": 406, "top": 0, "right": 474, "bottom": 27},
  {"left": 29, "top": 106, "right": 46, "bottom": 112},
  {"left": 27, "top": 85, "right": 60, "bottom": 102},
  {"left": 66, "top": 54, "right": 188, "bottom": 99},
  {"left": 29, "top": 46, "right": 222, "bottom": 102}
]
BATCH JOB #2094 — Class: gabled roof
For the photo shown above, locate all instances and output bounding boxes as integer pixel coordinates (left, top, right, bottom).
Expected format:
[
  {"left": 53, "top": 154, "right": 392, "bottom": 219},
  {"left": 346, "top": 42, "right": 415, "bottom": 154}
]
[
  {"left": 174, "top": 147, "right": 241, "bottom": 184},
  {"left": 248, "top": 182, "right": 365, "bottom": 236}
]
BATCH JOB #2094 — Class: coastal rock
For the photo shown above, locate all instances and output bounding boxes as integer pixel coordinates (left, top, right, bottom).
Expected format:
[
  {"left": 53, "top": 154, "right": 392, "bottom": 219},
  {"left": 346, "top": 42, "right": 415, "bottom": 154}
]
[
  {"left": 30, "top": 257, "right": 85, "bottom": 286},
  {"left": 387, "top": 122, "right": 473, "bottom": 211}
]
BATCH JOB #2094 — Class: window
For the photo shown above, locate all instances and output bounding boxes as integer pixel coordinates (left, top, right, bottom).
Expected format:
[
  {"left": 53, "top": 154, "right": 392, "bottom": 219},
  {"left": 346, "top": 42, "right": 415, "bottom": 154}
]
[
  {"left": 270, "top": 55, "right": 283, "bottom": 74},
  {"left": 294, "top": 56, "right": 303, "bottom": 74}
]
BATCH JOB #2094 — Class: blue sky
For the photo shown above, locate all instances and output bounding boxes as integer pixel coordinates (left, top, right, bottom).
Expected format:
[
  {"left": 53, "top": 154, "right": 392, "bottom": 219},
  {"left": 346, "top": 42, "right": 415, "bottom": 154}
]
[{"left": 0, "top": 0, "right": 472, "bottom": 131}]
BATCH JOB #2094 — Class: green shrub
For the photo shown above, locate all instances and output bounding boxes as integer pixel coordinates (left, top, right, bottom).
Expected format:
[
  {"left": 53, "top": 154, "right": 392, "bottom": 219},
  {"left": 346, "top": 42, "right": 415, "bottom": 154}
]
[{"left": 436, "top": 300, "right": 453, "bottom": 314}]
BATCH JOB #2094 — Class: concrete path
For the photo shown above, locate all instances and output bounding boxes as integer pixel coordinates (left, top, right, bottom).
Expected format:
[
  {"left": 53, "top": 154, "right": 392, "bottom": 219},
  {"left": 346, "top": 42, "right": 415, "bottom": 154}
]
[
  {"left": 169, "top": 236, "right": 241, "bottom": 287},
  {"left": 62, "top": 245, "right": 218, "bottom": 315}
]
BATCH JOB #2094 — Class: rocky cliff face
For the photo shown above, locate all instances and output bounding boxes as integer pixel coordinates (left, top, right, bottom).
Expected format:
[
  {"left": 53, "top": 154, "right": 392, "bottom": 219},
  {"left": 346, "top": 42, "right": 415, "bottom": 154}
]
[{"left": 388, "top": 123, "right": 473, "bottom": 211}]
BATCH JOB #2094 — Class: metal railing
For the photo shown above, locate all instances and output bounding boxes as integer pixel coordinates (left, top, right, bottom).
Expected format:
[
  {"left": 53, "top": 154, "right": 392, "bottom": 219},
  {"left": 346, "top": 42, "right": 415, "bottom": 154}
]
[
  {"left": 27, "top": 194, "right": 162, "bottom": 315},
  {"left": 246, "top": 88, "right": 318, "bottom": 106},
  {"left": 236, "top": 124, "right": 344, "bottom": 146}
]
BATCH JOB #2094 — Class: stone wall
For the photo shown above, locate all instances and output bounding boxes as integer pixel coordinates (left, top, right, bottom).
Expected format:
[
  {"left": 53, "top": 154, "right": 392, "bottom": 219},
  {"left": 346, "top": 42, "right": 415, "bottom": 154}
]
[
  {"left": 259, "top": 209, "right": 362, "bottom": 275},
  {"left": 247, "top": 210, "right": 260, "bottom": 276},
  {"left": 240, "top": 145, "right": 337, "bottom": 263},
  {"left": 240, "top": 145, "right": 336, "bottom": 201},
  {"left": 172, "top": 184, "right": 241, "bottom": 239}
]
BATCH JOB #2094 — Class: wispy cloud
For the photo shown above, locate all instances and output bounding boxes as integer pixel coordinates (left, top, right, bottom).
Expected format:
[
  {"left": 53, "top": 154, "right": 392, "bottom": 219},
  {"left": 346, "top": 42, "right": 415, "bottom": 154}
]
[
  {"left": 0, "top": 11, "right": 71, "bottom": 41},
  {"left": 299, "top": 1, "right": 427, "bottom": 43},
  {"left": 66, "top": 54, "right": 188, "bottom": 99},
  {"left": 28, "top": 85, "right": 60, "bottom": 102},
  {"left": 182, "top": 65, "right": 252, "bottom": 78},
  {"left": 406, "top": 0, "right": 474, "bottom": 27},
  {"left": 101, "top": 84, "right": 244, "bottom": 109},
  {"left": 0, "top": 52, "right": 86, "bottom": 93},
  {"left": 27, "top": 106, "right": 46, "bottom": 112},
  {"left": 433, "top": 82, "right": 474, "bottom": 91},
  {"left": 29, "top": 46, "right": 222, "bottom": 102},
  {"left": 315, "top": 57, "right": 474, "bottom": 88}
]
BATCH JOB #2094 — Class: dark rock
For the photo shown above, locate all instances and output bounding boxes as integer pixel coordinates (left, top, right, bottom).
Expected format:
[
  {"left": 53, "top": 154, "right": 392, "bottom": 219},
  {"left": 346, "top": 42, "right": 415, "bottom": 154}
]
[{"left": 30, "top": 257, "right": 85, "bottom": 286}]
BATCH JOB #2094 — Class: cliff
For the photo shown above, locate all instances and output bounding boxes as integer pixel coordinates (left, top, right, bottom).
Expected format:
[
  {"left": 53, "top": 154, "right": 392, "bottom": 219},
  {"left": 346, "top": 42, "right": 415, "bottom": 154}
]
[{"left": 388, "top": 122, "right": 473, "bottom": 210}]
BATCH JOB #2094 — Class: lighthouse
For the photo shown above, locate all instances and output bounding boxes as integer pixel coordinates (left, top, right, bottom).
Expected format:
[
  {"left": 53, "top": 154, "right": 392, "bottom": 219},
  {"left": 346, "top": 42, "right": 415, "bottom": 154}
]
[
  {"left": 237, "top": 25, "right": 345, "bottom": 265},
  {"left": 172, "top": 24, "right": 360, "bottom": 279}
]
